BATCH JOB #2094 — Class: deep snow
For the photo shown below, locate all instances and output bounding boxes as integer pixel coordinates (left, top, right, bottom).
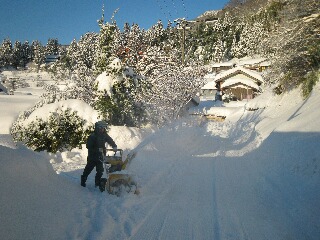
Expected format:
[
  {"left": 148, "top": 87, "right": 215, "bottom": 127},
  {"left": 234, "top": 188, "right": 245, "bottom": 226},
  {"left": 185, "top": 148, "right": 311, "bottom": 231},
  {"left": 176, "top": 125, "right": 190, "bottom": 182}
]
[{"left": 0, "top": 70, "right": 320, "bottom": 239}]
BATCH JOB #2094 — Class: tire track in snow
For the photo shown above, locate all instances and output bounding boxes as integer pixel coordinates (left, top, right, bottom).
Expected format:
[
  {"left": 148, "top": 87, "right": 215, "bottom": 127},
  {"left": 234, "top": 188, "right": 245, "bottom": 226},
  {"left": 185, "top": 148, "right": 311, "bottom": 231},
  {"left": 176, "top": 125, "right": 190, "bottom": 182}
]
[
  {"left": 127, "top": 155, "right": 217, "bottom": 239},
  {"left": 211, "top": 160, "right": 221, "bottom": 240}
]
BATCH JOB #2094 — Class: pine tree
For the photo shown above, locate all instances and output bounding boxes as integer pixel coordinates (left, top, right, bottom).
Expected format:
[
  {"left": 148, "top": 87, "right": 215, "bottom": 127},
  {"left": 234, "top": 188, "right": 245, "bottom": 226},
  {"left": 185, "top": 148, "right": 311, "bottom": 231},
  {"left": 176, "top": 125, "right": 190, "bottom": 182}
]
[
  {"left": 51, "top": 33, "right": 99, "bottom": 104},
  {"left": 46, "top": 38, "right": 59, "bottom": 55},
  {"left": 12, "top": 41, "right": 23, "bottom": 69},
  {"left": 0, "top": 39, "right": 13, "bottom": 68},
  {"left": 21, "top": 41, "right": 31, "bottom": 67},
  {"left": 94, "top": 22, "right": 117, "bottom": 75},
  {"left": 94, "top": 58, "right": 150, "bottom": 127},
  {"left": 31, "top": 40, "right": 45, "bottom": 71}
]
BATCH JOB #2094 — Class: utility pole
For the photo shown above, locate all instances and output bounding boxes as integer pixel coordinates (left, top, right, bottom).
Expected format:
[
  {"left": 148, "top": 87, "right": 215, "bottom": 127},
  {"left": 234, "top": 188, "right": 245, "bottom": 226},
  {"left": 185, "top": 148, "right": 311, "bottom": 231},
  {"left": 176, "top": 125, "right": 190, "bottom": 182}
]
[{"left": 176, "top": 19, "right": 191, "bottom": 65}]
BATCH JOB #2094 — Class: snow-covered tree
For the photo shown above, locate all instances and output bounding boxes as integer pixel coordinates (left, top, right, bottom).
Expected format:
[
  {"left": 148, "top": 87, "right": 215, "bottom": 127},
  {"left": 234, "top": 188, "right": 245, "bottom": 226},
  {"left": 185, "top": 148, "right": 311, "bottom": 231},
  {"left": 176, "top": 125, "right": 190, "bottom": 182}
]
[
  {"left": 46, "top": 38, "right": 59, "bottom": 55},
  {"left": 31, "top": 40, "right": 45, "bottom": 71},
  {"left": 94, "top": 22, "right": 117, "bottom": 75},
  {"left": 55, "top": 33, "right": 100, "bottom": 103},
  {"left": 12, "top": 41, "right": 23, "bottom": 69},
  {"left": 21, "top": 41, "right": 31, "bottom": 67},
  {"left": 145, "top": 65, "right": 208, "bottom": 126},
  {"left": 0, "top": 39, "right": 13, "bottom": 68},
  {"left": 230, "top": 21, "right": 267, "bottom": 58},
  {"left": 94, "top": 58, "right": 150, "bottom": 127}
]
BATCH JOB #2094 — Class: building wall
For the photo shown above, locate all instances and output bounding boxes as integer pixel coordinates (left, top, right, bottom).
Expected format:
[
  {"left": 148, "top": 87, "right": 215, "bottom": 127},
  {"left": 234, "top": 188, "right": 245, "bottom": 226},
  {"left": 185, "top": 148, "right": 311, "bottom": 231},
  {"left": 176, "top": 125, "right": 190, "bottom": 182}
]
[
  {"left": 201, "top": 89, "right": 217, "bottom": 99},
  {"left": 224, "top": 87, "right": 254, "bottom": 100}
]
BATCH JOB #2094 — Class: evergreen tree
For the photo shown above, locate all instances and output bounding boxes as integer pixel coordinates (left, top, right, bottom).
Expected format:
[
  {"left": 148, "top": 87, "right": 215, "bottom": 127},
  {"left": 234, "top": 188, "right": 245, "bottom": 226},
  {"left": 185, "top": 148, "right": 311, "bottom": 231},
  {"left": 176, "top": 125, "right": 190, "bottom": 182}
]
[
  {"left": 94, "top": 22, "right": 117, "bottom": 75},
  {"left": 94, "top": 58, "right": 150, "bottom": 127},
  {"left": 31, "top": 40, "right": 45, "bottom": 71},
  {"left": 48, "top": 33, "right": 99, "bottom": 104},
  {"left": 12, "top": 41, "right": 23, "bottom": 69},
  {"left": 0, "top": 39, "right": 13, "bottom": 68},
  {"left": 46, "top": 38, "right": 59, "bottom": 55},
  {"left": 21, "top": 41, "right": 31, "bottom": 67}
]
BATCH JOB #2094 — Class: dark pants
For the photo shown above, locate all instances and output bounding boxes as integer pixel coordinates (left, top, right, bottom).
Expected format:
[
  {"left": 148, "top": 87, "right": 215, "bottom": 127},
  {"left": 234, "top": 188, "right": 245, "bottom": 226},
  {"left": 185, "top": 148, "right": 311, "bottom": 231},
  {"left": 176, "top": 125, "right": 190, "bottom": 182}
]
[{"left": 82, "top": 159, "right": 104, "bottom": 185}]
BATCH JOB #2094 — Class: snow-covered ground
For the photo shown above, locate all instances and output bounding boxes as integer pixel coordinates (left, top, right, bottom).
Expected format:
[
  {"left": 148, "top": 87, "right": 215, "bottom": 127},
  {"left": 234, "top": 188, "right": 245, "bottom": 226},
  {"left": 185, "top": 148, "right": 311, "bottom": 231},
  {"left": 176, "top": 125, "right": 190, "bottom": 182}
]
[{"left": 0, "top": 71, "right": 320, "bottom": 239}]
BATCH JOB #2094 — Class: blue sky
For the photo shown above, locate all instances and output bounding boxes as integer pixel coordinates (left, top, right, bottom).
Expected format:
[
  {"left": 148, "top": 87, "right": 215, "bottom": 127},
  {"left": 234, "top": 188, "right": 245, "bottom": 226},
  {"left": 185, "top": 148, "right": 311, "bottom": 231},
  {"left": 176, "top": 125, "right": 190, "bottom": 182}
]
[{"left": 0, "top": 0, "right": 229, "bottom": 45}]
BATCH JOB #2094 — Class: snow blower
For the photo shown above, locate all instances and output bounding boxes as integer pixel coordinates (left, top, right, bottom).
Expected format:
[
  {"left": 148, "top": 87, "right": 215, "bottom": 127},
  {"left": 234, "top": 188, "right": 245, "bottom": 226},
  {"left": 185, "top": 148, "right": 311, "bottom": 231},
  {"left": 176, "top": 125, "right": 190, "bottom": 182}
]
[{"left": 99, "top": 149, "right": 139, "bottom": 196}]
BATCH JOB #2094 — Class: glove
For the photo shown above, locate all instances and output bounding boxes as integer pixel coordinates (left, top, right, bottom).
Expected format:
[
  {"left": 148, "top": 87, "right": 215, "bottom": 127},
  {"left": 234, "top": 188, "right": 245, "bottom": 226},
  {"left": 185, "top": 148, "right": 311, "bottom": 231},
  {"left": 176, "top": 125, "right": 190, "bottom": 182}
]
[{"left": 113, "top": 147, "right": 117, "bottom": 152}]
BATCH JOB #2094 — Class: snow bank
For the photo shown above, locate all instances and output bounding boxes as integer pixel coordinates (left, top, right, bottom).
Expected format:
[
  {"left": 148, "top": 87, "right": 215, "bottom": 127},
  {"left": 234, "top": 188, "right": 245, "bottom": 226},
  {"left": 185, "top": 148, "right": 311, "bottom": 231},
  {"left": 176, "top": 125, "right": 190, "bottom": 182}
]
[
  {"left": 0, "top": 143, "right": 91, "bottom": 240},
  {"left": 0, "top": 94, "right": 40, "bottom": 134}
]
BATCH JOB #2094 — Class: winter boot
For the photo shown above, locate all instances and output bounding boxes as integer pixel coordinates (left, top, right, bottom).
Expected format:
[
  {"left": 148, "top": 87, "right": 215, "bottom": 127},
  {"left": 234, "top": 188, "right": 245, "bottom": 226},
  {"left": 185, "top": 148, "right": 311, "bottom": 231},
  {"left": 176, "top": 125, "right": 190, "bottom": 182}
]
[
  {"left": 95, "top": 176, "right": 101, "bottom": 188},
  {"left": 81, "top": 175, "right": 87, "bottom": 187}
]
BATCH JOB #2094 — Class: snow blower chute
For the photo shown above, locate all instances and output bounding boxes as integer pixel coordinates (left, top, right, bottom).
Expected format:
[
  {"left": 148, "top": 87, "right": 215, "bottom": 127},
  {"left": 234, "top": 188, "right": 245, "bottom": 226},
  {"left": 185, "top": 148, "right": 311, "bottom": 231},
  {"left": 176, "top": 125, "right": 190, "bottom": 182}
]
[{"left": 99, "top": 149, "right": 138, "bottom": 196}]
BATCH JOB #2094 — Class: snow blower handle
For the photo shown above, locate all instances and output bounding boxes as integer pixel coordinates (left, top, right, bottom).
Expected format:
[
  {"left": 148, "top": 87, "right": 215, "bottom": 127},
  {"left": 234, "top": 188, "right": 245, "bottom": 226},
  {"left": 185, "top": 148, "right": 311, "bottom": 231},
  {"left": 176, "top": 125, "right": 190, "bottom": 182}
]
[{"left": 106, "top": 148, "right": 123, "bottom": 156}]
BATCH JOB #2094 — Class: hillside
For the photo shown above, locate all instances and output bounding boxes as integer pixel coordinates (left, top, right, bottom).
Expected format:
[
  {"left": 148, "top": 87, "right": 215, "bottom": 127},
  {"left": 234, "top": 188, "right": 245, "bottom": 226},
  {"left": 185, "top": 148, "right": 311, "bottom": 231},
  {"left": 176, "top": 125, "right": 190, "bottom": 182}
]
[{"left": 190, "top": 0, "right": 320, "bottom": 95}]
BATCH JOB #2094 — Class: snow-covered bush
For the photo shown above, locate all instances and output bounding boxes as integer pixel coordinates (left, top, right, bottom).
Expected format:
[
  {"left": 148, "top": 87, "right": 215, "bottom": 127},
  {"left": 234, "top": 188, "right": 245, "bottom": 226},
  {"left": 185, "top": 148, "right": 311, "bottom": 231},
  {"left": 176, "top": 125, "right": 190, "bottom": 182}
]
[{"left": 11, "top": 108, "right": 93, "bottom": 153}]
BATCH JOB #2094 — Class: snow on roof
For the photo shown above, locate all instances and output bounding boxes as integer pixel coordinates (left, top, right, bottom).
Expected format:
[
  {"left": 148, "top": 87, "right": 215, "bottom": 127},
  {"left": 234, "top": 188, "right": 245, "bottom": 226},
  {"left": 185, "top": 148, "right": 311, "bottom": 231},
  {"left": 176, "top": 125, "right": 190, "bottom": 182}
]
[
  {"left": 201, "top": 80, "right": 217, "bottom": 90},
  {"left": 215, "top": 66, "right": 264, "bottom": 84},
  {"left": 204, "top": 73, "right": 216, "bottom": 80},
  {"left": 212, "top": 58, "right": 238, "bottom": 67},
  {"left": 238, "top": 57, "right": 267, "bottom": 66},
  {"left": 303, "top": 13, "right": 320, "bottom": 23},
  {"left": 260, "top": 61, "right": 271, "bottom": 67},
  {"left": 212, "top": 61, "right": 235, "bottom": 68},
  {"left": 221, "top": 78, "right": 260, "bottom": 91}
]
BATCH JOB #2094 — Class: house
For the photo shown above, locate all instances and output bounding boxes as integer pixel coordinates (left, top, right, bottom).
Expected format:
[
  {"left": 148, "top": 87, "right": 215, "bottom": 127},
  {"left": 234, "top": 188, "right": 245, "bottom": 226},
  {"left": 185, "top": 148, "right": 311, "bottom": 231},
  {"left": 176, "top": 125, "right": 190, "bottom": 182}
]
[
  {"left": 259, "top": 60, "right": 271, "bottom": 72},
  {"left": 211, "top": 61, "right": 235, "bottom": 73},
  {"left": 45, "top": 55, "right": 60, "bottom": 64},
  {"left": 214, "top": 66, "right": 264, "bottom": 101},
  {"left": 238, "top": 57, "right": 270, "bottom": 72},
  {"left": 201, "top": 80, "right": 218, "bottom": 100}
]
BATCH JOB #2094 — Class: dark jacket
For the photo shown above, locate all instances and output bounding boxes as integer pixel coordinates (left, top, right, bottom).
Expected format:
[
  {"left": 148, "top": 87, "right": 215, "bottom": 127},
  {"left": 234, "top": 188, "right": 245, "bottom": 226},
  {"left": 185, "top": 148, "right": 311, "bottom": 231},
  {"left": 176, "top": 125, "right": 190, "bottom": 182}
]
[{"left": 86, "top": 130, "right": 117, "bottom": 162}]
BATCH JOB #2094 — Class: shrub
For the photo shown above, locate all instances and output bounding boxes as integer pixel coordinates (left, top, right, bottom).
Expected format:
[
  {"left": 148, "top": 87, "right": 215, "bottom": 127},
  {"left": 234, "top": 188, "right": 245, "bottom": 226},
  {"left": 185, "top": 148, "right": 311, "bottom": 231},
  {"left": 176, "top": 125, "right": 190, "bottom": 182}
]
[
  {"left": 301, "top": 70, "right": 319, "bottom": 99},
  {"left": 11, "top": 108, "right": 93, "bottom": 153}
]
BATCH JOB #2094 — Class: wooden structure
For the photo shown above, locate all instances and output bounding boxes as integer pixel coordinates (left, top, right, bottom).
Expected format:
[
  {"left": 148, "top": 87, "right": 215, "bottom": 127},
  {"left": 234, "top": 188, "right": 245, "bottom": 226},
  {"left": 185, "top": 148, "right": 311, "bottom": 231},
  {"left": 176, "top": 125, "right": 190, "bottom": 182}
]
[{"left": 215, "top": 66, "right": 264, "bottom": 101}]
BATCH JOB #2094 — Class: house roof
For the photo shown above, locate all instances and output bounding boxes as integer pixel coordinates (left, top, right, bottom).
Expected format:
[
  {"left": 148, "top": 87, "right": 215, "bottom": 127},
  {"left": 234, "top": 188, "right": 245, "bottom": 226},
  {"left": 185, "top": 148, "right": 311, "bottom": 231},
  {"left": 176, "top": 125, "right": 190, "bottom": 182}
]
[
  {"left": 201, "top": 80, "right": 217, "bottom": 90},
  {"left": 204, "top": 73, "right": 216, "bottom": 80},
  {"left": 238, "top": 57, "right": 267, "bottom": 66},
  {"left": 214, "top": 66, "right": 264, "bottom": 84},
  {"left": 212, "top": 61, "right": 235, "bottom": 68},
  {"left": 221, "top": 78, "right": 260, "bottom": 91},
  {"left": 260, "top": 61, "right": 271, "bottom": 67}
]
